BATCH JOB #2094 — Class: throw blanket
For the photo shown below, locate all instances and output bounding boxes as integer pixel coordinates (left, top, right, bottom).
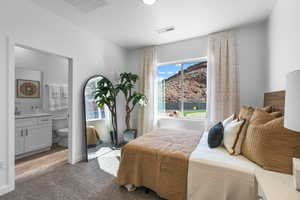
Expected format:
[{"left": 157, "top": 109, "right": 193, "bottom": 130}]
[
  {"left": 117, "top": 128, "right": 203, "bottom": 200},
  {"left": 188, "top": 131, "right": 258, "bottom": 200}
]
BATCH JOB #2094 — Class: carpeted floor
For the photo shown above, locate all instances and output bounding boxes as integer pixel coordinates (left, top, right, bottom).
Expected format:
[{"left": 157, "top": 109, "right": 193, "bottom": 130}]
[
  {"left": 1, "top": 151, "right": 162, "bottom": 200},
  {"left": 87, "top": 142, "right": 114, "bottom": 160}
]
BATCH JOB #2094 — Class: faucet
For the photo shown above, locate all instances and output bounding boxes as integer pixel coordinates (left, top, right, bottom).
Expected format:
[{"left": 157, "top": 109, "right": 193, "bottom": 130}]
[{"left": 31, "top": 105, "right": 40, "bottom": 113}]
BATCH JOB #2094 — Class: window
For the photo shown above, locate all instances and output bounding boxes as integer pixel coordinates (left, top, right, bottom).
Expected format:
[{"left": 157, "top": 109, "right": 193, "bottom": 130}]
[
  {"left": 85, "top": 77, "right": 105, "bottom": 121},
  {"left": 157, "top": 60, "right": 207, "bottom": 119}
]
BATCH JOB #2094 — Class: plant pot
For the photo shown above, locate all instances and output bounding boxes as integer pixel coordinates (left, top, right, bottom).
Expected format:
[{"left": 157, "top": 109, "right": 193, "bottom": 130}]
[{"left": 123, "top": 129, "right": 137, "bottom": 144}]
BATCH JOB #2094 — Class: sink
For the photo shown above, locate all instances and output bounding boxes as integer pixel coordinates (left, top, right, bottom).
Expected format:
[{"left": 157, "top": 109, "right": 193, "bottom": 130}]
[{"left": 15, "top": 113, "right": 52, "bottom": 119}]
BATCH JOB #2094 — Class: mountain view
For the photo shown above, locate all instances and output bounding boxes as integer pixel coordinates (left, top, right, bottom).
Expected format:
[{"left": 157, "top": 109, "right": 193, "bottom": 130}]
[{"left": 158, "top": 61, "right": 207, "bottom": 118}]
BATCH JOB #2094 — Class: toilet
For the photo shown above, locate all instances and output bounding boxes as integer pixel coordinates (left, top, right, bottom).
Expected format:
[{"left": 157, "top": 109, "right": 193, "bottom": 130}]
[
  {"left": 52, "top": 116, "right": 68, "bottom": 148},
  {"left": 56, "top": 128, "right": 68, "bottom": 147}
]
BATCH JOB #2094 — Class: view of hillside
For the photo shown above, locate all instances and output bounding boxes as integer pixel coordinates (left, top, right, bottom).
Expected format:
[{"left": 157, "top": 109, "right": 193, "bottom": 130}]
[{"left": 158, "top": 61, "right": 207, "bottom": 118}]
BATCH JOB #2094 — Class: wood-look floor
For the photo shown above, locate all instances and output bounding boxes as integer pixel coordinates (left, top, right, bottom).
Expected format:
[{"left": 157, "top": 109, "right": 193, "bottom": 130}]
[{"left": 15, "top": 146, "right": 69, "bottom": 180}]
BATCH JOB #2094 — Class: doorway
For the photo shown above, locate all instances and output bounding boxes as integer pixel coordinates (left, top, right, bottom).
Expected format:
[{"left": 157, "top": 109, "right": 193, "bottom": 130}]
[{"left": 9, "top": 43, "right": 74, "bottom": 181}]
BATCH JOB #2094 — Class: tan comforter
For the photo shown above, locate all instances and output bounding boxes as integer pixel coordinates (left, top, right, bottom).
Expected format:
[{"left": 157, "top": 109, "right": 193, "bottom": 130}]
[{"left": 117, "top": 128, "right": 203, "bottom": 200}]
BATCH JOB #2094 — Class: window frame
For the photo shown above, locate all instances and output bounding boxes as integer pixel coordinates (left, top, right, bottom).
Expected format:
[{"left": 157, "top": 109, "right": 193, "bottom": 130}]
[{"left": 156, "top": 57, "right": 207, "bottom": 121}]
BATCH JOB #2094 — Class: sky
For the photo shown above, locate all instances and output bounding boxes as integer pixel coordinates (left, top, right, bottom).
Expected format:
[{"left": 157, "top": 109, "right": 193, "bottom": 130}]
[{"left": 157, "top": 62, "right": 201, "bottom": 80}]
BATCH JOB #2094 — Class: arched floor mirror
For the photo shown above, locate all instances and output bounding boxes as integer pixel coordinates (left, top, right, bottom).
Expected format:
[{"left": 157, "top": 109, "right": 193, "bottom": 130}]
[{"left": 83, "top": 75, "right": 115, "bottom": 161}]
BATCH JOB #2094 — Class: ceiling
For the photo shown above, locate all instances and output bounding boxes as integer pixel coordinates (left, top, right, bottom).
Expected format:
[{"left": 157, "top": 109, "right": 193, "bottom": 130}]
[{"left": 30, "top": 0, "right": 276, "bottom": 49}]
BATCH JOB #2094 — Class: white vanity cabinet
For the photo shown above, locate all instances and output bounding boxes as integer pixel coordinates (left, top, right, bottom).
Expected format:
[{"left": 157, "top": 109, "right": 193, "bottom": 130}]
[
  {"left": 15, "top": 127, "right": 25, "bottom": 156},
  {"left": 15, "top": 115, "right": 52, "bottom": 158}
]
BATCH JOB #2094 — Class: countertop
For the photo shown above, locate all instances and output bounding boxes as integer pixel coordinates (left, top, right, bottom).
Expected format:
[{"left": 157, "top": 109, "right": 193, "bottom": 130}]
[{"left": 15, "top": 113, "right": 52, "bottom": 119}]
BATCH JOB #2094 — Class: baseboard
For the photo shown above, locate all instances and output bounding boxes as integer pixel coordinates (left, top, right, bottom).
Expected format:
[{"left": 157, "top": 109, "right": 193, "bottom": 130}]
[
  {"left": 0, "top": 184, "right": 14, "bottom": 197},
  {"left": 72, "top": 153, "right": 85, "bottom": 164},
  {"left": 15, "top": 147, "right": 51, "bottom": 160}
]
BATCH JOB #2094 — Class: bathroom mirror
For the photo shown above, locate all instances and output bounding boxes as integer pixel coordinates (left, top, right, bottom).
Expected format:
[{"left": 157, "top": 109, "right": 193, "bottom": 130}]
[{"left": 83, "top": 75, "right": 115, "bottom": 161}]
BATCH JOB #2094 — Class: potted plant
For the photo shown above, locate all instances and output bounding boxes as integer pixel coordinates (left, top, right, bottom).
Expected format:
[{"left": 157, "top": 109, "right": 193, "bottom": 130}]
[
  {"left": 94, "top": 77, "right": 119, "bottom": 146},
  {"left": 116, "top": 73, "right": 147, "bottom": 142}
]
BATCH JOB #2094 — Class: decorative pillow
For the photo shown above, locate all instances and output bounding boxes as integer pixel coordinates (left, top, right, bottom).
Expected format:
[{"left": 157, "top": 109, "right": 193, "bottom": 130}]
[
  {"left": 242, "top": 109, "right": 276, "bottom": 158},
  {"left": 261, "top": 105, "right": 273, "bottom": 113},
  {"left": 242, "top": 112, "right": 300, "bottom": 174},
  {"left": 270, "top": 111, "right": 283, "bottom": 118},
  {"left": 233, "top": 106, "right": 255, "bottom": 155},
  {"left": 237, "top": 106, "right": 254, "bottom": 120},
  {"left": 222, "top": 114, "right": 235, "bottom": 127},
  {"left": 208, "top": 122, "right": 224, "bottom": 148},
  {"left": 249, "top": 109, "right": 275, "bottom": 125},
  {"left": 223, "top": 119, "right": 245, "bottom": 154}
]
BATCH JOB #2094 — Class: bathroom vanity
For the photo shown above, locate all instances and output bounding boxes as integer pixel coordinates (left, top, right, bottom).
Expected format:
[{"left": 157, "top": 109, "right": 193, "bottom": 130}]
[{"left": 15, "top": 113, "right": 52, "bottom": 159}]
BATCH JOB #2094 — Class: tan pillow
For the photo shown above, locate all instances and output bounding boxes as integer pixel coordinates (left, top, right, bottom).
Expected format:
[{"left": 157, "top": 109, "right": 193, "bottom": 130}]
[
  {"left": 237, "top": 106, "right": 254, "bottom": 120},
  {"left": 261, "top": 105, "right": 273, "bottom": 113},
  {"left": 233, "top": 106, "right": 255, "bottom": 155},
  {"left": 242, "top": 109, "right": 276, "bottom": 157},
  {"left": 270, "top": 111, "right": 283, "bottom": 118},
  {"left": 249, "top": 109, "right": 276, "bottom": 125},
  {"left": 242, "top": 114, "right": 300, "bottom": 174}
]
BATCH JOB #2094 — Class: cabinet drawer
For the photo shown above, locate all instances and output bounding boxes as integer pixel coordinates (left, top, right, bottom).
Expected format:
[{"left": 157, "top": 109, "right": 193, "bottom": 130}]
[
  {"left": 38, "top": 117, "right": 52, "bottom": 125},
  {"left": 16, "top": 118, "right": 37, "bottom": 127}
]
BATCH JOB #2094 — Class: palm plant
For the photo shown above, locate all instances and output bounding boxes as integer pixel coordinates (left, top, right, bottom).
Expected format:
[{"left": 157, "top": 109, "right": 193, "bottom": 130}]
[
  {"left": 116, "top": 73, "right": 147, "bottom": 131},
  {"left": 94, "top": 77, "right": 119, "bottom": 146}
]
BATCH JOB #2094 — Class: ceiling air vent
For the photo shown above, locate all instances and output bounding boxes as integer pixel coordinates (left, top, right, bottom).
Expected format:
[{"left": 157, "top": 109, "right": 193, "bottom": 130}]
[
  {"left": 63, "top": 0, "right": 108, "bottom": 13},
  {"left": 157, "top": 26, "right": 176, "bottom": 34}
]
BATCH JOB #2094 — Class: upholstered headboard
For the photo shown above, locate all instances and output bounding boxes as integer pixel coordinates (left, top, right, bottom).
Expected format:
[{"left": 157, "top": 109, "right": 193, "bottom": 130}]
[{"left": 264, "top": 91, "right": 286, "bottom": 114}]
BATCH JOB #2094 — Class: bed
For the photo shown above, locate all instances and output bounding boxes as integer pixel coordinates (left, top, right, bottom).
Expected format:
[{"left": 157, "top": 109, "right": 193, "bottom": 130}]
[
  {"left": 117, "top": 91, "right": 285, "bottom": 200},
  {"left": 188, "top": 91, "right": 286, "bottom": 200},
  {"left": 117, "top": 128, "right": 203, "bottom": 200}
]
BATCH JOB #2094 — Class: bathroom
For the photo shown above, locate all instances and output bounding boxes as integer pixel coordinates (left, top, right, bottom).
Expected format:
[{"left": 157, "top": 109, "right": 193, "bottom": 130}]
[{"left": 14, "top": 45, "right": 70, "bottom": 179}]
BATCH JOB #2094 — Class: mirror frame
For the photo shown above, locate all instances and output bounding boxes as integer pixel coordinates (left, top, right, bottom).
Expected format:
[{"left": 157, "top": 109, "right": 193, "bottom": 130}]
[{"left": 82, "top": 75, "right": 111, "bottom": 162}]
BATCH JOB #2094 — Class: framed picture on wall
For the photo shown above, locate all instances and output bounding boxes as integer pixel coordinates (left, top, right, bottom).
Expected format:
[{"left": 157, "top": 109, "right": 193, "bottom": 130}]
[{"left": 16, "top": 79, "right": 40, "bottom": 98}]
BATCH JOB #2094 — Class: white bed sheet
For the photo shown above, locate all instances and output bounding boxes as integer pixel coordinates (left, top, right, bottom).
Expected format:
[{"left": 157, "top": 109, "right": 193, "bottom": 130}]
[{"left": 188, "top": 131, "right": 259, "bottom": 200}]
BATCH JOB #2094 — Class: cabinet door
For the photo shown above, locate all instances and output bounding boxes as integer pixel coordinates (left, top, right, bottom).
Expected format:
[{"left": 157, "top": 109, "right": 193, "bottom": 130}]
[
  {"left": 25, "top": 126, "right": 52, "bottom": 153},
  {"left": 15, "top": 128, "right": 25, "bottom": 156}
]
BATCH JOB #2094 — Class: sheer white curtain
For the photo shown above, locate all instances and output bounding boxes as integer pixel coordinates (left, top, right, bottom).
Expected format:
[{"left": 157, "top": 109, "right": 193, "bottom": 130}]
[
  {"left": 207, "top": 31, "right": 240, "bottom": 125},
  {"left": 138, "top": 47, "right": 158, "bottom": 135}
]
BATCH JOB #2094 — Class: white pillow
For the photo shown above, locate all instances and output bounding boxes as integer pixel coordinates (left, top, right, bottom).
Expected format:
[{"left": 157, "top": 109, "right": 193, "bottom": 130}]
[
  {"left": 223, "top": 119, "right": 244, "bottom": 154},
  {"left": 222, "top": 114, "right": 235, "bottom": 127}
]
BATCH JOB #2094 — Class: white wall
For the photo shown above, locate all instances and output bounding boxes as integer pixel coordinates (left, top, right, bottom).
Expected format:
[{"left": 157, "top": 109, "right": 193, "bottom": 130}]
[
  {"left": 127, "top": 36, "right": 208, "bottom": 74},
  {"left": 0, "top": 0, "right": 128, "bottom": 194},
  {"left": 266, "top": 0, "right": 300, "bottom": 92},
  {"left": 236, "top": 21, "right": 268, "bottom": 107},
  {"left": 127, "top": 21, "right": 268, "bottom": 129},
  {"left": 15, "top": 46, "right": 69, "bottom": 116},
  {"left": 157, "top": 36, "right": 208, "bottom": 64}
]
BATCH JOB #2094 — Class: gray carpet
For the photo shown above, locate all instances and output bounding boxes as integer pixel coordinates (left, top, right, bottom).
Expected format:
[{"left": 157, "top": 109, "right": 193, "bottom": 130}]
[{"left": 1, "top": 157, "right": 161, "bottom": 200}]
